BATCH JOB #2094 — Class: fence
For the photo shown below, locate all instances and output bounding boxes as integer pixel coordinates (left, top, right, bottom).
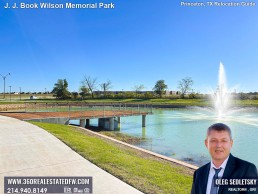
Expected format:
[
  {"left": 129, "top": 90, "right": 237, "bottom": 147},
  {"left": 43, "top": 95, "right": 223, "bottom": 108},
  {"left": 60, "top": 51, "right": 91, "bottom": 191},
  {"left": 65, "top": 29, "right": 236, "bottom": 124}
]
[{"left": 24, "top": 102, "right": 153, "bottom": 119}]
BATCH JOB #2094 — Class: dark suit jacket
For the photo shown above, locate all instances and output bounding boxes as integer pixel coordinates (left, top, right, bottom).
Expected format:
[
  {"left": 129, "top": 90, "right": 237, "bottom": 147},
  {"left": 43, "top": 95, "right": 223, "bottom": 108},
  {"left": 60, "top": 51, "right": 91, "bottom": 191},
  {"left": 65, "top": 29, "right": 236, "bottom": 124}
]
[{"left": 191, "top": 154, "right": 258, "bottom": 194}]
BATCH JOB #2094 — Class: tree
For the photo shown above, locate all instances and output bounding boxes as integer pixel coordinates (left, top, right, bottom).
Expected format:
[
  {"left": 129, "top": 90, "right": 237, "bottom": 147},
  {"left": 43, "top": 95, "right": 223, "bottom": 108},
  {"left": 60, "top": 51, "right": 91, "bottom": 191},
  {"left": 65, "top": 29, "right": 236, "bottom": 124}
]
[
  {"left": 132, "top": 84, "right": 144, "bottom": 98},
  {"left": 82, "top": 76, "right": 98, "bottom": 99},
  {"left": 153, "top": 80, "right": 167, "bottom": 98},
  {"left": 177, "top": 77, "right": 194, "bottom": 98},
  {"left": 100, "top": 80, "right": 112, "bottom": 97},
  {"left": 52, "top": 79, "right": 70, "bottom": 99},
  {"left": 71, "top": 92, "right": 79, "bottom": 99},
  {"left": 144, "top": 92, "right": 154, "bottom": 99},
  {"left": 79, "top": 86, "right": 89, "bottom": 100}
]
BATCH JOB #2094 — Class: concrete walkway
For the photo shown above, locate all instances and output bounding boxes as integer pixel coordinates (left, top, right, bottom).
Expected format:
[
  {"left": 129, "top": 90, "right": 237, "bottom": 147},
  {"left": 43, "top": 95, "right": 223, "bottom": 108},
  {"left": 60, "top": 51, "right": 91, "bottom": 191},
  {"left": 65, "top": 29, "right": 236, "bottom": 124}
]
[{"left": 0, "top": 115, "right": 143, "bottom": 194}]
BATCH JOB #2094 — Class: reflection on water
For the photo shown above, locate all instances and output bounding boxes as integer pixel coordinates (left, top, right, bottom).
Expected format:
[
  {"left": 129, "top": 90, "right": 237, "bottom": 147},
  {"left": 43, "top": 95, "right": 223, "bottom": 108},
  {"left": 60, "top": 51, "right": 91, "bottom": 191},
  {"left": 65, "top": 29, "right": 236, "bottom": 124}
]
[{"left": 71, "top": 108, "right": 258, "bottom": 167}]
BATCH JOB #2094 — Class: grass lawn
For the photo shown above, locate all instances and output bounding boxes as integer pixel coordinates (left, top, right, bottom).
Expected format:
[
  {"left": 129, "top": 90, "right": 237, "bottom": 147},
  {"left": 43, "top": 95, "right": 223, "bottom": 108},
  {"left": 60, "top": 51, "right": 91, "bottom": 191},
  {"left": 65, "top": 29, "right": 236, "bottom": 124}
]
[
  {"left": 30, "top": 122, "right": 194, "bottom": 194},
  {"left": 232, "top": 99, "right": 258, "bottom": 106},
  {"left": 1, "top": 97, "right": 258, "bottom": 107}
]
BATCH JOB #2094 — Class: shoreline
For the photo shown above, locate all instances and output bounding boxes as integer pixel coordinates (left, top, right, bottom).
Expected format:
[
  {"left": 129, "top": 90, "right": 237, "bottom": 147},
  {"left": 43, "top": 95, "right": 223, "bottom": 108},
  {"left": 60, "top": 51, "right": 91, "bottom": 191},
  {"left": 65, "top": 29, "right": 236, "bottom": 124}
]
[
  {"left": 70, "top": 123, "right": 203, "bottom": 168},
  {"left": 30, "top": 121, "right": 194, "bottom": 193},
  {"left": 75, "top": 124, "right": 198, "bottom": 170}
]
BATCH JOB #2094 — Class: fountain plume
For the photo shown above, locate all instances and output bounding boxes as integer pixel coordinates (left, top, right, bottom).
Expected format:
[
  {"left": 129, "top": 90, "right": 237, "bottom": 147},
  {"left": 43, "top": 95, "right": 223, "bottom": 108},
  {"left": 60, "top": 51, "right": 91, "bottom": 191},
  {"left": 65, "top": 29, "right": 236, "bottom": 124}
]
[{"left": 213, "top": 62, "right": 231, "bottom": 118}]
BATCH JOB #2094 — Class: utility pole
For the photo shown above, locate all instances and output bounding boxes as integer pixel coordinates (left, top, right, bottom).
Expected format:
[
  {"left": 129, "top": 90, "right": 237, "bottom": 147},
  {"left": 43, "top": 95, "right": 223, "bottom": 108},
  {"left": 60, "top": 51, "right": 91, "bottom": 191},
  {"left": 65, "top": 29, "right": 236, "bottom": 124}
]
[
  {"left": 9, "top": 86, "right": 11, "bottom": 102},
  {"left": 20, "top": 87, "right": 21, "bottom": 101},
  {"left": 0, "top": 73, "right": 11, "bottom": 99}
]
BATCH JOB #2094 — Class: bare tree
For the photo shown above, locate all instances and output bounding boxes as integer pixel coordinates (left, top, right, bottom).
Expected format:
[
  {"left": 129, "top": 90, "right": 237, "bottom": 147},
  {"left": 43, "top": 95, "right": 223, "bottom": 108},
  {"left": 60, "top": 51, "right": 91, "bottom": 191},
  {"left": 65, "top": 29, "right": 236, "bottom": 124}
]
[
  {"left": 132, "top": 84, "right": 144, "bottom": 98},
  {"left": 82, "top": 76, "right": 98, "bottom": 99},
  {"left": 177, "top": 77, "right": 194, "bottom": 98},
  {"left": 100, "top": 80, "right": 112, "bottom": 97}
]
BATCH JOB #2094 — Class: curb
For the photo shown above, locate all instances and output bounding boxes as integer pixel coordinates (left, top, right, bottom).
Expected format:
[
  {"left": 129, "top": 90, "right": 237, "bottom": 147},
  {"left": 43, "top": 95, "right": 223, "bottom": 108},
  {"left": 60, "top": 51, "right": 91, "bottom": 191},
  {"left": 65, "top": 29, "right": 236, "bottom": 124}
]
[{"left": 75, "top": 125, "right": 199, "bottom": 170}]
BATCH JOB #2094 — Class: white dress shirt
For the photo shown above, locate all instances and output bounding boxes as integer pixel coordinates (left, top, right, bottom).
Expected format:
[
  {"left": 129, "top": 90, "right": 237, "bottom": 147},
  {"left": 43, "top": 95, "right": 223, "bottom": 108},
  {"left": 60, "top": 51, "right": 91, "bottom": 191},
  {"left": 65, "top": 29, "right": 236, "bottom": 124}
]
[{"left": 206, "top": 156, "right": 229, "bottom": 194}]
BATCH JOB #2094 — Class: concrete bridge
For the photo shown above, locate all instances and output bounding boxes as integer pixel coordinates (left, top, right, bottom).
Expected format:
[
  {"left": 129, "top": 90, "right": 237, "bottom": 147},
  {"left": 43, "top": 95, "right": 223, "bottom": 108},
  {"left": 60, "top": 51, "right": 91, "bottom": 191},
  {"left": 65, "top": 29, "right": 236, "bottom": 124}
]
[{"left": 0, "top": 103, "right": 153, "bottom": 130}]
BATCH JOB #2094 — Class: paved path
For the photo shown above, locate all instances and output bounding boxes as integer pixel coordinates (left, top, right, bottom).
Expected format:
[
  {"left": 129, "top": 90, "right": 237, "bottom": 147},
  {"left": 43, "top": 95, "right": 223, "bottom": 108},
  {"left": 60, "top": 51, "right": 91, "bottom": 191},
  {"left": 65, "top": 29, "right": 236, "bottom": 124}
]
[{"left": 0, "top": 115, "right": 143, "bottom": 194}]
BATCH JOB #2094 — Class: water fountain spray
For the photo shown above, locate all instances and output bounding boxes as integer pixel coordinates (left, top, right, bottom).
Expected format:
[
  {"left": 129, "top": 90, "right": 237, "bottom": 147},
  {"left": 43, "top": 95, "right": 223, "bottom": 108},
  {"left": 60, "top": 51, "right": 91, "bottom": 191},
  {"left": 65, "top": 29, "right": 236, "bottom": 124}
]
[{"left": 214, "top": 62, "right": 232, "bottom": 118}]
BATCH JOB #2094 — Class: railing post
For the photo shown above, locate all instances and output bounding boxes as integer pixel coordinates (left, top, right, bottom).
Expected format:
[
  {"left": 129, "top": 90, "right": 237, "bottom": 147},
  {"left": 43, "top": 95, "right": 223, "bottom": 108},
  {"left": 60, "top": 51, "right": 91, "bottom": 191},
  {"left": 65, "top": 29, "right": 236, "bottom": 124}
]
[
  {"left": 81, "top": 103, "right": 83, "bottom": 118},
  {"left": 68, "top": 104, "right": 71, "bottom": 119},
  {"left": 103, "top": 104, "right": 105, "bottom": 117}
]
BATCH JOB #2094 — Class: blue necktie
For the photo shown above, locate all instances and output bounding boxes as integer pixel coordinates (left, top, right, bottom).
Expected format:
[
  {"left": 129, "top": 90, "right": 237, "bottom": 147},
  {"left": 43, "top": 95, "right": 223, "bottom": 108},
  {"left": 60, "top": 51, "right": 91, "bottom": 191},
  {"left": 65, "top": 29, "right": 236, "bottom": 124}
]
[{"left": 210, "top": 167, "right": 222, "bottom": 194}]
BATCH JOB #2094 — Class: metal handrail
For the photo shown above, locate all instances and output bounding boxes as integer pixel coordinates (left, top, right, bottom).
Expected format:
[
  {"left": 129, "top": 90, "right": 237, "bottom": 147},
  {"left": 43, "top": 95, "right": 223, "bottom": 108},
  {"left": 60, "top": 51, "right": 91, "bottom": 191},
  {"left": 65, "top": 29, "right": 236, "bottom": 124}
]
[{"left": 24, "top": 102, "right": 153, "bottom": 117}]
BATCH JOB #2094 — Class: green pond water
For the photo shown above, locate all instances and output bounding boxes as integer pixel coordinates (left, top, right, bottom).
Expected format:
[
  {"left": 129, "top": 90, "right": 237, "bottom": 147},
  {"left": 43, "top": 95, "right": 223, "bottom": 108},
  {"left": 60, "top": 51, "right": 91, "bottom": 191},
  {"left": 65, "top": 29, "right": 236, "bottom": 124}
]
[{"left": 71, "top": 107, "right": 258, "bottom": 167}]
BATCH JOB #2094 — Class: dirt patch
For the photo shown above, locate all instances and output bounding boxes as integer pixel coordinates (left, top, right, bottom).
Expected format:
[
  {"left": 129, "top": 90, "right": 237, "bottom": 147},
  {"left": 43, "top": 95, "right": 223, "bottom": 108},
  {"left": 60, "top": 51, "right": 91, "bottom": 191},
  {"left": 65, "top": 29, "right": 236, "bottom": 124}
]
[
  {"left": 99, "top": 131, "right": 150, "bottom": 144},
  {"left": 0, "top": 104, "right": 25, "bottom": 111},
  {"left": 0, "top": 110, "right": 148, "bottom": 120}
]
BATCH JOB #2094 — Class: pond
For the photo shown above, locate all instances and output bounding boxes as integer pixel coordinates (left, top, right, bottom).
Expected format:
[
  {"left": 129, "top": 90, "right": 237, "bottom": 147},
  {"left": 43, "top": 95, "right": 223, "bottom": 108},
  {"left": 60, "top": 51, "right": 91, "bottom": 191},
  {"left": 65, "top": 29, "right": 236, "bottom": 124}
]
[{"left": 71, "top": 107, "right": 258, "bottom": 167}]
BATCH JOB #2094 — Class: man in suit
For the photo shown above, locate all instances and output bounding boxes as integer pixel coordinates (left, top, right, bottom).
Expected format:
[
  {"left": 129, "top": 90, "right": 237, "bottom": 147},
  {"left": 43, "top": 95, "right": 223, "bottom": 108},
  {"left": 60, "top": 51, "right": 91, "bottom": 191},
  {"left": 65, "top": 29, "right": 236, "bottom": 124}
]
[{"left": 191, "top": 123, "right": 258, "bottom": 194}]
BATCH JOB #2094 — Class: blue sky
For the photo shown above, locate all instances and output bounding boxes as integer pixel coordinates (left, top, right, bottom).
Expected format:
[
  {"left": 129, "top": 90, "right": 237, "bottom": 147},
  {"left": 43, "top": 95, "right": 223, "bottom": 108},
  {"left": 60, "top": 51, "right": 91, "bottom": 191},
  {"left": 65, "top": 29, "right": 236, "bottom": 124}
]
[{"left": 0, "top": 0, "right": 258, "bottom": 93}]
